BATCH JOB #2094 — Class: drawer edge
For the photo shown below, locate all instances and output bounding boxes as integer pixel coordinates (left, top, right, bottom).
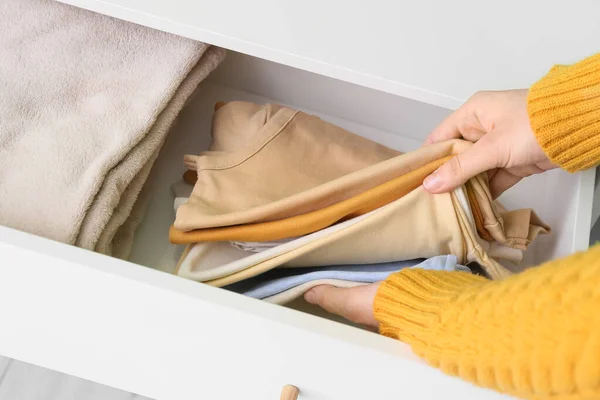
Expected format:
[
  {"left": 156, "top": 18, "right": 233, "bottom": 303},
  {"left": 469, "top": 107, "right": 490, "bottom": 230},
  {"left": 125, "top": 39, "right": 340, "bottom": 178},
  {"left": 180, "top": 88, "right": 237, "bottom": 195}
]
[{"left": 53, "top": 0, "right": 462, "bottom": 110}]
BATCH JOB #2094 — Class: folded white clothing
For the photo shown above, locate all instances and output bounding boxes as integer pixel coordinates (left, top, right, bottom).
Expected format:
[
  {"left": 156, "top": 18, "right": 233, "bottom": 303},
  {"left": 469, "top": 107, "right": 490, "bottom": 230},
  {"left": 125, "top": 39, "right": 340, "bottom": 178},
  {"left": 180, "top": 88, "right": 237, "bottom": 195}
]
[
  {"left": 229, "top": 237, "right": 301, "bottom": 252},
  {"left": 0, "top": 0, "right": 225, "bottom": 257}
]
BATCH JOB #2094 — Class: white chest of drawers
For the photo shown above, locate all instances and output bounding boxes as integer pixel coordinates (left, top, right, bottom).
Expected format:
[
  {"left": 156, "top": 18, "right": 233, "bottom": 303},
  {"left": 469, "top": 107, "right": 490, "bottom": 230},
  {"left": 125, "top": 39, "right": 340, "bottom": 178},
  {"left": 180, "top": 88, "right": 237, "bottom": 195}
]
[{"left": 1, "top": 1, "right": 598, "bottom": 398}]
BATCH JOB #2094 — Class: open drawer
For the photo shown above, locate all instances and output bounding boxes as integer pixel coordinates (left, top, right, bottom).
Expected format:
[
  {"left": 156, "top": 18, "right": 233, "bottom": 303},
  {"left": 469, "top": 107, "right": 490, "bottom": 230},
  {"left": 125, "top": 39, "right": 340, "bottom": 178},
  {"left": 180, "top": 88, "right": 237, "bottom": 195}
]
[{"left": 0, "top": 15, "right": 597, "bottom": 400}]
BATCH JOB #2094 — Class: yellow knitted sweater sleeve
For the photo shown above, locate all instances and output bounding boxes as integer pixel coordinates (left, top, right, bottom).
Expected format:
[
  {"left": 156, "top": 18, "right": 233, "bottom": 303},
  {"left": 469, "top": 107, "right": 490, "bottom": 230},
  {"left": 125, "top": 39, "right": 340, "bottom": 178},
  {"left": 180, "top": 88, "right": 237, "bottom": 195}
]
[
  {"left": 528, "top": 53, "right": 600, "bottom": 172},
  {"left": 375, "top": 246, "right": 600, "bottom": 399},
  {"left": 374, "top": 53, "right": 600, "bottom": 400}
]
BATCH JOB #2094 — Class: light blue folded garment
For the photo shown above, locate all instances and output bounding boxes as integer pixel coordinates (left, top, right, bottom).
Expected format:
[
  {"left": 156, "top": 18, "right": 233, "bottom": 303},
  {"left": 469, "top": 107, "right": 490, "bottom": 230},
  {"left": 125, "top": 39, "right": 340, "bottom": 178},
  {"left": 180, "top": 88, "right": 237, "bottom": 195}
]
[{"left": 224, "top": 255, "right": 470, "bottom": 300}]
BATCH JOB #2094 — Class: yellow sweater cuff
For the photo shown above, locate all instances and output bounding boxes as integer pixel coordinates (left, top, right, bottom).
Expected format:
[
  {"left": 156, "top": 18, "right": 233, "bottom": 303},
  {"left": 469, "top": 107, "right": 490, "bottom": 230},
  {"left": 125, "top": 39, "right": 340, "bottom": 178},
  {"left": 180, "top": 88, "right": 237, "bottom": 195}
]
[
  {"left": 373, "top": 269, "right": 488, "bottom": 351},
  {"left": 527, "top": 53, "right": 600, "bottom": 172}
]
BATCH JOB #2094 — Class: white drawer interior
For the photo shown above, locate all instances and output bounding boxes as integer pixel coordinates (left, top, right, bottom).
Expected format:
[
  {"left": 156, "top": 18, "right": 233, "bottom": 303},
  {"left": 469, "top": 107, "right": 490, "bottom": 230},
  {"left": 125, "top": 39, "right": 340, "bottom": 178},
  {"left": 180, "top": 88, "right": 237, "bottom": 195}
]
[
  {"left": 1, "top": 46, "right": 595, "bottom": 400},
  {"left": 127, "top": 49, "right": 594, "bottom": 321}
]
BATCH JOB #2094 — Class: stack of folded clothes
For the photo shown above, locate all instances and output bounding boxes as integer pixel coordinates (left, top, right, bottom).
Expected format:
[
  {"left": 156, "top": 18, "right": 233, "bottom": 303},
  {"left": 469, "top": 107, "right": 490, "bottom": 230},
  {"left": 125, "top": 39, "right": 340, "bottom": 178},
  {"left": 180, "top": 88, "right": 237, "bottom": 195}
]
[
  {"left": 222, "top": 255, "right": 471, "bottom": 304},
  {"left": 0, "top": 0, "right": 225, "bottom": 258},
  {"left": 170, "top": 101, "right": 550, "bottom": 304}
]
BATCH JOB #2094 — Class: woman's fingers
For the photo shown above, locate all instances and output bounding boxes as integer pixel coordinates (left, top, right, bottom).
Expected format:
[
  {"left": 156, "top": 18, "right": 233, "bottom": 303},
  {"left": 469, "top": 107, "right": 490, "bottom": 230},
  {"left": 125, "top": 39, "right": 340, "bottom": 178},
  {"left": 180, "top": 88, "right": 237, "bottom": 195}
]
[
  {"left": 423, "top": 136, "right": 498, "bottom": 193},
  {"left": 304, "top": 283, "right": 380, "bottom": 328}
]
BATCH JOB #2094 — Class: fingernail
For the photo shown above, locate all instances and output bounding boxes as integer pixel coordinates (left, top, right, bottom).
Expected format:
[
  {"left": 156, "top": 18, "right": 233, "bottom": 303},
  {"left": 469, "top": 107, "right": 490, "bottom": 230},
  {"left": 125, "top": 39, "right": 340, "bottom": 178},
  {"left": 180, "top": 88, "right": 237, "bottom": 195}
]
[
  {"left": 423, "top": 170, "right": 442, "bottom": 191},
  {"left": 304, "top": 290, "right": 316, "bottom": 304}
]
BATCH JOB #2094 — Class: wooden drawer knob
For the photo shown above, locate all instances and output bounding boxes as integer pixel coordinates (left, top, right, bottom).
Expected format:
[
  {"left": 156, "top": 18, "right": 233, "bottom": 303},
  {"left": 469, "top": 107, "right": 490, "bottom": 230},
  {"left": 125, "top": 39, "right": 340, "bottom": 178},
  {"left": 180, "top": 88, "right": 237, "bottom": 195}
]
[{"left": 280, "top": 384, "right": 299, "bottom": 400}]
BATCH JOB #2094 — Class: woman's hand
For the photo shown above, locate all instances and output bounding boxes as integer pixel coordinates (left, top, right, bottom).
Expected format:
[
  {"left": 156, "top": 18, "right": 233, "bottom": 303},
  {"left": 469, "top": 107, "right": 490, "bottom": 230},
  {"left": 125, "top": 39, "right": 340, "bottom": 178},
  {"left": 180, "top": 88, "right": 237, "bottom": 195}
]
[
  {"left": 305, "top": 90, "right": 556, "bottom": 326},
  {"left": 423, "top": 90, "right": 556, "bottom": 198},
  {"left": 304, "top": 283, "right": 381, "bottom": 328}
]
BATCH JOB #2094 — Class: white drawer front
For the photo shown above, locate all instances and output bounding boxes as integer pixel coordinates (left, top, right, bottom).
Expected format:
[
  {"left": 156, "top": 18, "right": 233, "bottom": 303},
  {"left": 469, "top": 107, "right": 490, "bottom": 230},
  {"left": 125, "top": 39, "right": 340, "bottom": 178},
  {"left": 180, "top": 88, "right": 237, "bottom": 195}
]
[{"left": 0, "top": 227, "right": 508, "bottom": 399}]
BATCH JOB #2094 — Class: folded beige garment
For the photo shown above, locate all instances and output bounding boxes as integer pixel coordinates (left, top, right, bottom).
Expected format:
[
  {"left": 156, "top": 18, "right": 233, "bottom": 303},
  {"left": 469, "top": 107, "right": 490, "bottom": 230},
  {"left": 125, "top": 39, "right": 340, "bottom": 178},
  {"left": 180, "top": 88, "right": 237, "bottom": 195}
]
[
  {"left": 178, "top": 130, "right": 548, "bottom": 251},
  {"left": 177, "top": 170, "right": 549, "bottom": 284},
  {"left": 468, "top": 175, "right": 550, "bottom": 250},
  {"left": 170, "top": 157, "right": 449, "bottom": 243},
  {"left": 177, "top": 102, "right": 549, "bottom": 249},
  {"left": 187, "top": 185, "right": 510, "bottom": 287},
  {"left": 175, "top": 101, "right": 402, "bottom": 230},
  {"left": 175, "top": 173, "right": 547, "bottom": 285},
  {"left": 176, "top": 208, "right": 378, "bottom": 282},
  {"left": 0, "top": 0, "right": 225, "bottom": 256},
  {"left": 172, "top": 102, "right": 549, "bottom": 283}
]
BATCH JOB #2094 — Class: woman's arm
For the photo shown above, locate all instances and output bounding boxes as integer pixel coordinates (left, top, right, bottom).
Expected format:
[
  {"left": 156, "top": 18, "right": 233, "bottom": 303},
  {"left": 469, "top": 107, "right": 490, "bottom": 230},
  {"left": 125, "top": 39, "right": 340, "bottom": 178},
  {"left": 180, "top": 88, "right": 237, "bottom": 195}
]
[
  {"left": 306, "top": 53, "right": 600, "bottom": 399},
  {"left": 374, "top": 245, "right": 600, "bottom": 399}
]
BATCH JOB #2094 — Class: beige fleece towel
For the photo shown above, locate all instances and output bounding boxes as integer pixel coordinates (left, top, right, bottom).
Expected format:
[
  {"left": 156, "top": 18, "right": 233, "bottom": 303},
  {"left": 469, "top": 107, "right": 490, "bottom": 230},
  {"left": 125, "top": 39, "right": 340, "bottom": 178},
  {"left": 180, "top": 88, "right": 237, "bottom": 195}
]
[
  {"left": 79, "top": 47, "right": 226, "bottom": 257},
  {"left": 0, "top": 0, "right": 225, "bottom": 256}
]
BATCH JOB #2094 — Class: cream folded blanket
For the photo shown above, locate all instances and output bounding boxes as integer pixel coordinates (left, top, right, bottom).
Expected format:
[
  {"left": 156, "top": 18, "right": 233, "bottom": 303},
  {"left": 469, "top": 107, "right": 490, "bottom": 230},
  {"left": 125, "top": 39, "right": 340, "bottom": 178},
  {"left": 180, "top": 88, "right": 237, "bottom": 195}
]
[{"left": 0, "top": 0, "right": 225, "bottom": 257}]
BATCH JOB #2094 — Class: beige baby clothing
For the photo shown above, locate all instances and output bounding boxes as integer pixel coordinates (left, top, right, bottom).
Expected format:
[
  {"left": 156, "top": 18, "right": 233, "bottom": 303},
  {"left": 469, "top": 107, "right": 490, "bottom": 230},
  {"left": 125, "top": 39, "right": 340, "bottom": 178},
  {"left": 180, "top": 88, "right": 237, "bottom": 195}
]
[
  {"left": 172, "top": 102, "right": 550, "bottom": 284},
  {"left": 198, "top": 185, "right": 513, "bottom": 287},
  {"left": 177, "top": 182, "right": 531, "bottom": 287},
  {"left": 175, "top": 101, "right": 402, "bottom": 231},
  {"left": 176, "top": 208, "right": 378, "bottom": 282},
  {"left": 176, "top": 102, "right": 547, "bottom": 249},
  {"left": 169, "top": 157, "right": 449, "bottom": 243}
]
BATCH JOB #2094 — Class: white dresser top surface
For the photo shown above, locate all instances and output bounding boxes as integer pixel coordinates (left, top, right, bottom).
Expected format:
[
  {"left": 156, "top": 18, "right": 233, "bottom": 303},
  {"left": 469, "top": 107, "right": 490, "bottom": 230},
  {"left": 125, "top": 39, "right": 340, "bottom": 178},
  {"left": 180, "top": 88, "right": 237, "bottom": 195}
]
[{"left": 56, "top": 0, "right": 599, "bottom": 109}]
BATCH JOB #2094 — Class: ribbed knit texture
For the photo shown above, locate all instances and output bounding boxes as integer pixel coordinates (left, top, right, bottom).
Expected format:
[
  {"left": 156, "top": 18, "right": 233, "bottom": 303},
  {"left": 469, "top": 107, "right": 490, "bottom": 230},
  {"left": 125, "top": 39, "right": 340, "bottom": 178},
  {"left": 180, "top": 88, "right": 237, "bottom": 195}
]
[
  {"left": 374, "top": 53, "right": 600, "bottom": 399},
  {"left": 528, "top": 53, "right": 600, "bottom": 172},
  {"left": 375, "top": 245, "right": 600, "bottom": 399}
]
